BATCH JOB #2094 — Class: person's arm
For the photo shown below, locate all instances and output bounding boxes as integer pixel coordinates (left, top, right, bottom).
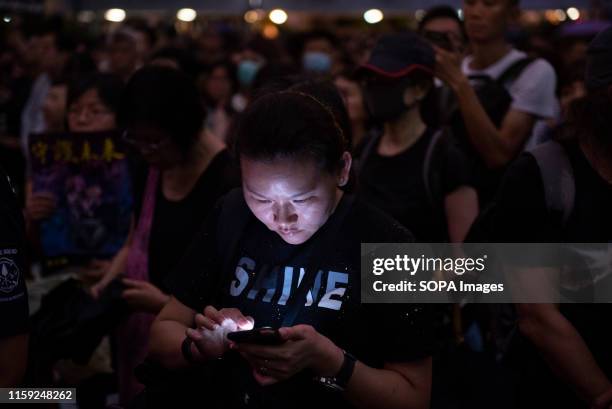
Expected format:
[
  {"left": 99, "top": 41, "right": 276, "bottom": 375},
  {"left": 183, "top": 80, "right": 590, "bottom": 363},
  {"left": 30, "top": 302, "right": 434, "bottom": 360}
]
[
  {"left": 0, "top": 334, "right": 28, "bottom": 387},
  {"left": 91, "top": 217, "right": 135, "bottom": 297},
  {"left": 343, "top": 357, "right": 431, "bottom": 409},
  {"left": 236, "top": 324, "right": 431, "bottom": 409},
  {"left": 149, "top": 296, "right": 197, "bottom": 370},
  {"left": 444, "top": 186, "right": 479, "bottom": 243},
  {"left": 149, "top": 301, "right": 253, "bottom": 370},
  {"left": 516, "top": 303, "right": 612, "bottom": 405},
  {"left": 435, "top": 48, "right": 538, "bottom": 169}
]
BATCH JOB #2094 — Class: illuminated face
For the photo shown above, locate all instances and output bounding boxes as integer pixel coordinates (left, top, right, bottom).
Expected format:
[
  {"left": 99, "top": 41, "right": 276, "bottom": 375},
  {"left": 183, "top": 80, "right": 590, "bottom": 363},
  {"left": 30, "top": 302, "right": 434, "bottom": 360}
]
[
  {"left": 463, "top": 0, "right": 515, "bottom": 43},
  {"left": 241, "top": 154, "right": 350, "bottom": 245},
  {"left": 68, "top": 89, "right": 116, "bottom": 133}
]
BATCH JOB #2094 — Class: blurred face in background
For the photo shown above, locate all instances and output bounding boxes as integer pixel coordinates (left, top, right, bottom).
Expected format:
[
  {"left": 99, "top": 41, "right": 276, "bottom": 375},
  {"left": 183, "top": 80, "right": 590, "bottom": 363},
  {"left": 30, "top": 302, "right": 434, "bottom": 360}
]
[
  {"left": 39, "top": 33, "right": 67, "bottom": 75},
  {"left": 302, "top": 37, "right": 338, "bottom": 74},
  {"left": 67, "top": 88, "right": 116, "bottom": 133},
  {"left": 463, "top": 0, "right": 517, "bottom": 43},
  {"left": 560, "top": 80, "right": 586, "bottom": 119},
  {"left": 421, "top": 17, "right": 467, "bottom": 54},
  {"left": 201, "top": 65, "right": 234, "bottom": 106},
  {"left": 23, "top": 34, "right": 43, "bottom": 70},
  {"left": 109, "top": 38, "right": 139, "bottom": 79},
  {"left": 334, "top": 76, "right": 367, "bottom": 124},
  {"left": 42, "top": 84, "right": 67, "bottom": 132},
  {"left": 198, "top": 30, "right": 225, "bottom": 65}
]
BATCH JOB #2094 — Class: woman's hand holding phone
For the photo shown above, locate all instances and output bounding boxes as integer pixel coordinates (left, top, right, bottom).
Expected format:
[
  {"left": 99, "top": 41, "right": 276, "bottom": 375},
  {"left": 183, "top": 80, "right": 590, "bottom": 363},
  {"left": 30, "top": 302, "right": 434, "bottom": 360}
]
[
  {"left": 234, "top": 324, "right": 344, "bottom": 386},
  {"left": 185, "top": 305, "right": 254, "bottom": 361}
]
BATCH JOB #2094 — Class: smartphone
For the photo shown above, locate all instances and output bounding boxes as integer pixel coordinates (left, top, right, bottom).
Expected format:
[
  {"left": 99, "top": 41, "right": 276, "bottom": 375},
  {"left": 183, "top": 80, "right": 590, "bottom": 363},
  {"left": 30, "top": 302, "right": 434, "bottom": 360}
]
[
  {"left": 423, "top": 30, "right": 454, "bottom": 52},
  {"left": 227, "top": 327, "right": 284, "bottom": 345}
]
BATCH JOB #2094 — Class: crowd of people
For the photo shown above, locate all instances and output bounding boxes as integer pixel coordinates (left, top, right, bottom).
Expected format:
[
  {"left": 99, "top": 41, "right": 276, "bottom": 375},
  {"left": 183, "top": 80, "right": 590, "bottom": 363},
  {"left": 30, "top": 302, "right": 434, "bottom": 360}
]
[{"left": 1, "top": 0, "right": 611, "bottom": 408}]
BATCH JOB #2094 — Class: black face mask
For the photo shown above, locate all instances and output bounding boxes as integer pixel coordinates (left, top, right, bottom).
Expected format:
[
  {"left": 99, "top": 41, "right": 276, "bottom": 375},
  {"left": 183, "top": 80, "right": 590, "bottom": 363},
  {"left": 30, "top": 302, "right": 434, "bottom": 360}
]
[{"left": 363, "top": 82, "right": 408, "bottom": 122}]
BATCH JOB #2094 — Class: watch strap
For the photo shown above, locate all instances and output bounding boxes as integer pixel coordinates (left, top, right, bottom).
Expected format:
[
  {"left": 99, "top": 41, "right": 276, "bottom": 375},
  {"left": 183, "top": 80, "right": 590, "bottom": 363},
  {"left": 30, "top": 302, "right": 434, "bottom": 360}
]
[{"left": 335, "top": 350, "right": 356, "bottom": 389}]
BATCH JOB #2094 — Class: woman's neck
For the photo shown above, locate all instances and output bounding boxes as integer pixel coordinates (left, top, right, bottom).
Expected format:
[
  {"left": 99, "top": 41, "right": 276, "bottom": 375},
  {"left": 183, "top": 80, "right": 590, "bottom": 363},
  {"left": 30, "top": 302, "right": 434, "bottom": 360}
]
[
  {"left": 162, "top": 130, "right": 226, "bottom": 200},
  {"left": 379, "top": 108, "right": 427, "bottom": 156},
  {"left": 470, "top": 40, "right": 512, "bottom": 70}
]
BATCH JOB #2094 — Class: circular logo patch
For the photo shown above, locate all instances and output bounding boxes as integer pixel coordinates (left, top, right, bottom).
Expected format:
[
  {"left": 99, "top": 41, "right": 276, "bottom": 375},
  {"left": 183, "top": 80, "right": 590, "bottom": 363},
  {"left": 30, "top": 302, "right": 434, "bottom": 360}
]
[{"left": 0, "top": 257, "right": 20, "bottom": 293}]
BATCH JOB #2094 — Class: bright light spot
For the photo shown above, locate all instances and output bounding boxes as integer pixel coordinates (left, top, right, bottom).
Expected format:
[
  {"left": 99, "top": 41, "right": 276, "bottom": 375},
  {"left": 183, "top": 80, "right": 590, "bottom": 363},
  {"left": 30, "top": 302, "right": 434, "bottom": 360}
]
[
  {"left": 269, "top": 9, "right": 288, "bottom": 25},
  {"left": 457, "top": 9, "right": 464, "bottom": 20},
  {"left": 363, "top": 9, "right": 384, "bottom": 24},
  {"left": 3, "top": 16, "right": 11, "bottom": 23},
  {"left": 544, "top": 9, "right": 560, "bottom": 24},
  {"left": 262, "top": 23, "right": 279, "bottom": 39},
  {"left": 415, "top": 9, "right": 425, "bottom": 21},
  {"left": 177, "top": 8, "right": 197, "bottom": 22},
  {"left": 555, "top": 9, "right": 567, "bottom": 21},
  {"left": 104, "top": 8, "right": 126, "bottom": 23},
  {"left": 244, "top": 9, "right": 260, "bottom": 24},
  {"left": 567, "top": 7, "right": 580, "bottom": 21}
]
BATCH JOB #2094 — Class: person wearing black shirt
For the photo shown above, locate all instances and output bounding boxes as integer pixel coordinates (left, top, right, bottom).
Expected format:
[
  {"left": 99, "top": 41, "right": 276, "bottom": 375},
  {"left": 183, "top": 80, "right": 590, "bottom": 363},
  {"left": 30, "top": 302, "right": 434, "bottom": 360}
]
[
  {"left": 0, "top": 165, "right": 29, "bottom": 386},
  {"left": 92, "top": 66, "right": 239, "bottom": 404},
  {"left": 477, "top": 27, "right": 612, "bottom": 409},
  {"left": 149, "top": 87, "right": 433, "bottom": 409},
  {"left": 357, "top": 32, "right": 477, "bottom": 243}
]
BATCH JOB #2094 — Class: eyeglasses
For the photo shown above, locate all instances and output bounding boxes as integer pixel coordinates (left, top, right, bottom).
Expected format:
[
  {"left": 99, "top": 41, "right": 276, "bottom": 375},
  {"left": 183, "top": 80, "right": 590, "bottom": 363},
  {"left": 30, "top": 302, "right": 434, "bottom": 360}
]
[
  {"left": 121, "top": 130, "right": 171, "bottom": 152},
  {"left": 68, "top": 105, "right": 114, "bottom": 118}
]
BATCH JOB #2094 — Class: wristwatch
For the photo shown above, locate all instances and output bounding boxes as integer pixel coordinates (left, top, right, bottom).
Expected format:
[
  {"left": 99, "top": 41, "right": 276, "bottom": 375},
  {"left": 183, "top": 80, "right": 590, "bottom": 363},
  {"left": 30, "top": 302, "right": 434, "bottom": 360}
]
[{"left": 313, "top": 350, "right": 357, "bottom": 392}]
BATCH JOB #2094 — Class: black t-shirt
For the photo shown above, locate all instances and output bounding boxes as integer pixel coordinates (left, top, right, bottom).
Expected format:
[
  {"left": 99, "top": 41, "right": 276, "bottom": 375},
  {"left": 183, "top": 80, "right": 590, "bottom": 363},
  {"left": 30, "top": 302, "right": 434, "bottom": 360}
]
[
  {"left": 479, "top": 141, "right": 612, "bottom": 408},
  {"left": 0, "top": 166, "right": 29, "bottom": 339},
  {"left": 168, "top": 190, "right": 433, "bottom": 409},
  {"left": 358, "top": 127, "right": 473, "bottom": 242},
  {"left": 134, "top": 150, "right": 240, "bottom": 292}
]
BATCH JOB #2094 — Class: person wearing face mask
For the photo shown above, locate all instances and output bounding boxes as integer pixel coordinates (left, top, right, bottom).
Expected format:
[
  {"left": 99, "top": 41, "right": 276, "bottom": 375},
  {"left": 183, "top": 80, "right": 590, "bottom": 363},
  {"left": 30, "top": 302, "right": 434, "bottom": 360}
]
[
  {"left": 300, "top": 30, "right": 341, "bottom": 76},
  {"left": 146, "top": 84, "right": 433, "bottom": 409},
  {"left": 357, "top": 32, "right": 478, "bottom": 244}
]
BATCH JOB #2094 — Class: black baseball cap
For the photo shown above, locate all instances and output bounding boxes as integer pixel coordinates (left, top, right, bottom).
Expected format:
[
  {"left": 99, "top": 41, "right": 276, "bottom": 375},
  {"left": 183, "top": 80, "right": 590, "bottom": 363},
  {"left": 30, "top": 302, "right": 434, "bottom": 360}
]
[
  {"left": 585, "top": 26, "right": 612, "bottom": 89},
  {"left": 358, "top": 32, "right": 435, "bottom": 79}
]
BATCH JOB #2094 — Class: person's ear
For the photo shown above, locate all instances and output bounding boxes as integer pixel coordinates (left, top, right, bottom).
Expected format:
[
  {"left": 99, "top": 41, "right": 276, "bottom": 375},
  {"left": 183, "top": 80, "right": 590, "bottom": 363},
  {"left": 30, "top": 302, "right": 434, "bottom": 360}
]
[
  {"left": 402, "top": 82, "right": 430, "bottom": 106},
  {"left": 337, "top": 151, "right": 352, "bottom": 187}
]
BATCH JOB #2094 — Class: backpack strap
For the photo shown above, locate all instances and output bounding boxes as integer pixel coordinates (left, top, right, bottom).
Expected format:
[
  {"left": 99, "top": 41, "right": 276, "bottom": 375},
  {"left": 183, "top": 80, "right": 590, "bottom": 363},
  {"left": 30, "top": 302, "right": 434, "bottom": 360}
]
[
  {"left": 528, "top": 141, "right": 576, "bottom": 226},
  {"left": 496, "top": 57, "right": 535, "bottom": 85}
]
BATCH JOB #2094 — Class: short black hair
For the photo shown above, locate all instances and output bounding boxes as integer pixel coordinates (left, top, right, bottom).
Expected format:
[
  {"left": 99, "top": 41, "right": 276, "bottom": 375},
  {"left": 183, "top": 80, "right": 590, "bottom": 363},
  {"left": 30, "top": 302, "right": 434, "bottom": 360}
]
[
  {"left": 68, "top": 73, "right": 125, "bottom": 114},
  {"left": 150, "top": 46, "right": 200, "bottom": 79},
  {"left": 301, "top": 30, "right": 339, "bottom": 53},
  {"left": 289, "top": 79, "right": 353, "bottom": 151},
  {"left": 118, "top": 65, "right": 205, "bottom": 154},
  {"left": 234, "top": 85, "right": 347, "bottom": 174},
  {"left": 31, "top": 16, "right": 77, "bottom": 53},
  {"left": 418, "top": 5, "right": 465, "bottom": 39}
]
